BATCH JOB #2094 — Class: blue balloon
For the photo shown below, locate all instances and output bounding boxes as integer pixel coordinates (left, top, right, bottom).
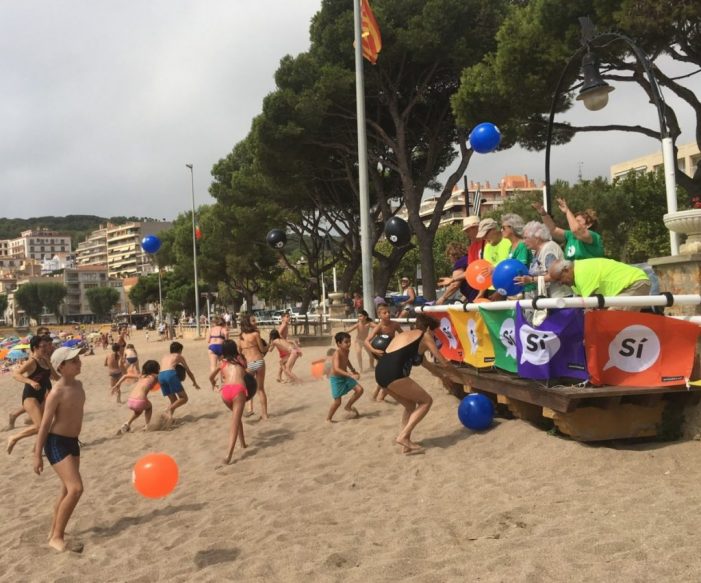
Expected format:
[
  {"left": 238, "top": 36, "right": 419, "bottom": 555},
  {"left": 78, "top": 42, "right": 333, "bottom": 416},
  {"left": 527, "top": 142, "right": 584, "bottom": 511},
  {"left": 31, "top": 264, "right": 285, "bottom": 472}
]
[
  {"left": 141, "top": 235, "right": 162, "bottom": 254},
  {"left": 458, "top": 393, "right": 494, "bottom": 431},
  {"left": 469, "top": 122, "right": 502, "bottom": 154},
  {"left": 492, "top": 259, "right": 528, "bottom": 296}
]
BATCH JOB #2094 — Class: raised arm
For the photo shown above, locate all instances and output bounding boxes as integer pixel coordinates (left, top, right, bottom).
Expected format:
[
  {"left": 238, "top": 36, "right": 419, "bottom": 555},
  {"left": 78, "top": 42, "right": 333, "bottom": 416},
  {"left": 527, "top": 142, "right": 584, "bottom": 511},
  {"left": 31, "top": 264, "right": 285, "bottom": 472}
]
[
  {"left": 557, "top": 197, "right": 593, "bottom": 243},
  {"left": 532, "top": 201, "right": 565, "bottom": 243}
]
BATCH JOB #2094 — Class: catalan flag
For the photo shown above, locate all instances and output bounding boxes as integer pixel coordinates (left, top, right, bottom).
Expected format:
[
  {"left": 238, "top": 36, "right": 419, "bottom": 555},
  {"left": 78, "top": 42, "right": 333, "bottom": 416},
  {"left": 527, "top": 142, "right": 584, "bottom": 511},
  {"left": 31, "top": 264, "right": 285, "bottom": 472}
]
[{"left": 361, "top": 0, "right": 382, "bottom": 64}]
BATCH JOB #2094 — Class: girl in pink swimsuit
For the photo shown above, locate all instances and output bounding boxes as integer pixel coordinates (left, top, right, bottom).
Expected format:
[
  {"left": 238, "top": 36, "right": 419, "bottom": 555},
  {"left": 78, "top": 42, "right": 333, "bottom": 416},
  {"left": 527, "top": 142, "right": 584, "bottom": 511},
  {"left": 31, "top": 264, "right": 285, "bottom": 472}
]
[
  {"left": 269, "top": 330, "right": 302, "bottom": 384},
  {"left": 209, "top": 340, "right": 248, "bottom": 464},
  {"left": 116, "top": 360, "right": 160, "bottom": 433}
]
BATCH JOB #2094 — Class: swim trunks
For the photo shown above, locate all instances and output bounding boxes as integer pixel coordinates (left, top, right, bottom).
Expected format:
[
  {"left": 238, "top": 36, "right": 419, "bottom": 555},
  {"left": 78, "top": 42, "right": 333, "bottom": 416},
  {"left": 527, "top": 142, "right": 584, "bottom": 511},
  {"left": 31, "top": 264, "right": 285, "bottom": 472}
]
[
  {"left": 127, "top": 397, "right": 150, "bottom": 413},
  {"left": 329, "top": 375, "right": 358, "bottom": 400},
  {"left": 158, "top": 369, "right": 184, "bottom": 396},
  {"left": 209, "top": 344, "right": 224, "bottom": 357},
  {"left": 44, "top": 433, "right": 80, "bottom": 465},
  {"left": 220, "top": 383, "right": 247, "bottom": 405}
]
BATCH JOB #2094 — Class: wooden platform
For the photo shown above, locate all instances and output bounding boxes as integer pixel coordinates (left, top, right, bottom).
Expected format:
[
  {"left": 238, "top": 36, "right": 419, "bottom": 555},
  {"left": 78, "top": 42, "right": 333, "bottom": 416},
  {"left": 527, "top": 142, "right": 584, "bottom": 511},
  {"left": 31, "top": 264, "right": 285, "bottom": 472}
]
[{"left": 426, "top": 362, "right": 701, "bottom": 441}]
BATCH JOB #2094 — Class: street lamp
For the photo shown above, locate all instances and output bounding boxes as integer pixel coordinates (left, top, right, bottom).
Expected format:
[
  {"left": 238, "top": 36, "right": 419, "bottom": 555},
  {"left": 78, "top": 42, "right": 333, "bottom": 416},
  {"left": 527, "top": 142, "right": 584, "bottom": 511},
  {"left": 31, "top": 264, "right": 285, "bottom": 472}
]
[
  {"left": 544, "top": 16, "right": 680, "bottom": 255},
  {"left": 185, "top": 163, "right": 201, "bottom": 337}
]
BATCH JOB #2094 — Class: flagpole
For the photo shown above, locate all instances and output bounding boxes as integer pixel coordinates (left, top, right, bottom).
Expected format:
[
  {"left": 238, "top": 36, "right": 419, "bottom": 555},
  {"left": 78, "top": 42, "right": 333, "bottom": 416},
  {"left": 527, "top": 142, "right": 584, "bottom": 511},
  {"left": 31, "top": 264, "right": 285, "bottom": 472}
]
[
  {"left": 185, "top": 163, "right": 201, "bottom": 338},
  {"left": 353, "top": 0, "right": 375, "bottom": 318}
]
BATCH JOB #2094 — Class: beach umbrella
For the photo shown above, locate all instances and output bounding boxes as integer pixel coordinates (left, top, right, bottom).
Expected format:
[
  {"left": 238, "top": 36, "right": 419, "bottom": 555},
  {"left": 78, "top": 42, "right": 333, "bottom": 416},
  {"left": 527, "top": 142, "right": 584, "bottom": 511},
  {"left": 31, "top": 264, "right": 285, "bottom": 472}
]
[
  {"left": 7, "top": 350, "right": 27, "bottom": 361},
  {"left": 13, "top": 343, "right": 30, "bottom": 350},
  {"left": 0, "top": 349, "right": 8, "bottom": 359},
  {"left": 63, "top": 339, "right": 82, "bottom": 348}
]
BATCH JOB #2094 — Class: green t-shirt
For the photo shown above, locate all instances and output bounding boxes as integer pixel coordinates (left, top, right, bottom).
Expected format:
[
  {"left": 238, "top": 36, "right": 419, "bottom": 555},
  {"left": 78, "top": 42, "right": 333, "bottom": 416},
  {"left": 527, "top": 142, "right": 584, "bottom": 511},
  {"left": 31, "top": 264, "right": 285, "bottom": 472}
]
[
  {"left": 573, "top": 258, "right": 648, "bottom": 298},
  {"left": 563, "top": 229, "right": 604, "bottom": 260},
  {"left": 484, "top": 238, "right": 511, "bottom": 266},
  {"left": 508, "top": 241, "right": 533, "bottom": 266}
]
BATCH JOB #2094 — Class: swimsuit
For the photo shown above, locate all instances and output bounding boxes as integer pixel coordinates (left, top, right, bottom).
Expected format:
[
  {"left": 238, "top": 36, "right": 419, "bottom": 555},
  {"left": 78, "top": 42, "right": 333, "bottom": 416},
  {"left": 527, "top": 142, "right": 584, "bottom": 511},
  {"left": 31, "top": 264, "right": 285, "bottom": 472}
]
[
  {"left": 126, "top": 357, "right": 138, "bottom": 365},
  {"left": 329, "top": 376, "right": 358, "bottom": 399},
  {"left": 158, "top": 369, "right": 184, "bottom": 396},
  {"left": 375, "top": 333, "right": 423, "bottom": 389},
  {"left": 21, "top": 360, "right": 52, "bottom": 404},
  {"left": 44, "top": 433, "right": 80, "bottom": 465},
  {"left": 127, "top": 397, "right": 150, "bottom": 413},
  {"left": 209, "top": 328, "right": 226, "bottom": 356},
  {"left": 109, "top": 371, "right": 122, "bottom": 381},
  {"left": 220, "top": 383, "right": 247, "bottom": 404},
  {"left": 246, "top": 359, "right": 265, "bottom": 373}
]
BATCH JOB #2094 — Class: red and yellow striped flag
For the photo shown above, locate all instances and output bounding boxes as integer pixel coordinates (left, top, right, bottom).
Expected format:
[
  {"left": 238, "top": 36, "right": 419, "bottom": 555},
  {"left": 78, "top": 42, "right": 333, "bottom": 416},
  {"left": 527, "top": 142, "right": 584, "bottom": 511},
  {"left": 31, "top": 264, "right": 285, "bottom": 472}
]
[{"left": 361, "top": 0, "right": 382, "bottom": 64}]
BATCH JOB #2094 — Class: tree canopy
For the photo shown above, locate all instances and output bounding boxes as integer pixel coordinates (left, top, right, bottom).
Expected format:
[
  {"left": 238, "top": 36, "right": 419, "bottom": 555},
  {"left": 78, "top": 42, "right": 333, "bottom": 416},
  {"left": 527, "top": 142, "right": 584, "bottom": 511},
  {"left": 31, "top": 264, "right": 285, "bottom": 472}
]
[{"left": 86, "top": 287, "right": 120, "bottom": 321}]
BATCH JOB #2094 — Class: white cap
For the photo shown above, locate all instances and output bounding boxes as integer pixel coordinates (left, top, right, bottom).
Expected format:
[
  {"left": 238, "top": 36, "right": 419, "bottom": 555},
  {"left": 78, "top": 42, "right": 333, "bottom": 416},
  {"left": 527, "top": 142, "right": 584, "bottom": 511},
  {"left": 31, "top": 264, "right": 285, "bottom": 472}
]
[{"left": 51, "top": 346, "right": 84, "bottom": 370}]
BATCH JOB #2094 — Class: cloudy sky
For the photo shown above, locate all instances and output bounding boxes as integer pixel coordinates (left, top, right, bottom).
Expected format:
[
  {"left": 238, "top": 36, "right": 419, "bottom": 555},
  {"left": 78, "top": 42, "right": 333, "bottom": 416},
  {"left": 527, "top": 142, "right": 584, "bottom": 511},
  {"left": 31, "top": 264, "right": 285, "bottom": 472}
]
[{"left": 1, "top": 2, "right": 699, "bottom": 220}]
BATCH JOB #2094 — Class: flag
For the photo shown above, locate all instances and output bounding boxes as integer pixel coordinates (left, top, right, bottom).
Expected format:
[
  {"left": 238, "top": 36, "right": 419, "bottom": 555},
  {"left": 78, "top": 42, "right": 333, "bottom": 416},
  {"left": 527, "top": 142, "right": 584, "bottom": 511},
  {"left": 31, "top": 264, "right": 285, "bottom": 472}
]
[
  {"left": 515, "top": 308, "right": 588, "bottom": 381},
  {"left": 195, "top": 225, "right": 202, "bottom": 240},
  {"left": 585, "top": 311, "right": 700, "bottom": 387},
  {"left": 430, "top": 309, "right": 463, "bottom": 362},
  {"left": 479, "top": 307, "right": 518, "bottom": 373},
  {"left": 361, "top": 0, "right": 382, "bottom": 64},
  {"left": 449, "top": 311, "right": 495, "bottom": 369}
]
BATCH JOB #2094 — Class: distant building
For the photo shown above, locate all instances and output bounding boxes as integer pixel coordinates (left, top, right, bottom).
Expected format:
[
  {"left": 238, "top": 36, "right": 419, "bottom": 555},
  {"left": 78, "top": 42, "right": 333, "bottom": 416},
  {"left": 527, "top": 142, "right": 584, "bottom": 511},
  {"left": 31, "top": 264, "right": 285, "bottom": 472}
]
[
  {"left": 76, "top": 224, "right": 110, "bottom": 268},
  {"left": 41, "top": 253, "right": 75, "bottom": 275},
  {"left": 7, "top": 228, "right": 72, "bottom": 261},
  {"left": 62, "top": 265, "right": 111, "bottom": 323},
  {"left": 105, "top": 221, "right": 171, "bottom": 278},
  {"left": 610, "top": 141, "right": 700, "bottom": 180}
]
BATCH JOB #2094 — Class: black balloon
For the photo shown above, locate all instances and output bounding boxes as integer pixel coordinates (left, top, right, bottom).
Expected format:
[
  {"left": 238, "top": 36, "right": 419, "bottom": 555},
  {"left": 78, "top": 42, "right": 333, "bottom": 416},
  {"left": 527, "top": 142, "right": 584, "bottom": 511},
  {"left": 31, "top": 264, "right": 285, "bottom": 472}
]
[
  {"left": 371, "top": 334, "right": 392, "bottom": 352},
  {"left": 266, "top": 229, "right": 287, "bottom": 249},
  {"left": 244, "top": 373, "right": 257, "bottom": 401},
  {"left": 175, "top": 364, "right": 187, "bottom": 382},
  {"left": 384, "top": 217, "right": 411, "bottom": 247}
]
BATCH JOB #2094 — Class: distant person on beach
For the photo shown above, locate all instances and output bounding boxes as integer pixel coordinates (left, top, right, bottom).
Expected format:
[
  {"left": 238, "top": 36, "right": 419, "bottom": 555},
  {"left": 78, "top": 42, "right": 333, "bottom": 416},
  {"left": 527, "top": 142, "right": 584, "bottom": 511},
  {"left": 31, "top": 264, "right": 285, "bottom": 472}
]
[
  {"left": 206, "top": 316, "right": 229, "bottom": 374},
  {"left": 116, "top": 360, "right": 160, "bottom": 434},
  {"left": 33, "top": 346, "right": 87, "bottom": 553},
  {"left": 269, "top": 330, "right": 302, "bottom": 384},
  {"left": 239, "top": 314, "right": 269, "bottom": 419},
  {"left": 397, "top": 277, "right": 417, "bottom": 319},
  {"left": 276, "top": 312, "right": 302, "bottom": 382},
  {"left": 158, "top": 342, "right": 200, "bottom": 420},
  {"left": 346, "top": 310, "right": 376, "bottom": 372},
  {"left": 365, "top": 303, "right": 403, "bottom": 402},
  {"left": 7, "top": 335, "right": 59, "bottom": 453},
  {"left": 209, "top": 340, "right": 248, "bottom": 464},
  {"left": 105, "top": 344, "right": 124, "bottom": 403},
  {"left": 327, "top": 332, "right": 364, "bottom": 423},
  {"left": 375, "top": 314, "right": 449, "bottom": 454}
]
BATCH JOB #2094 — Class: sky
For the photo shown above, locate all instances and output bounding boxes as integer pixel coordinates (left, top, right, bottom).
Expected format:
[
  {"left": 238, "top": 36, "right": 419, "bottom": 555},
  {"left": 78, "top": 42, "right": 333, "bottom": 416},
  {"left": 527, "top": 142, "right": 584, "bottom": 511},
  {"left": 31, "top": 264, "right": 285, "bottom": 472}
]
[{"left": 1, "top": 2, "right": 699, "bottom": 221}]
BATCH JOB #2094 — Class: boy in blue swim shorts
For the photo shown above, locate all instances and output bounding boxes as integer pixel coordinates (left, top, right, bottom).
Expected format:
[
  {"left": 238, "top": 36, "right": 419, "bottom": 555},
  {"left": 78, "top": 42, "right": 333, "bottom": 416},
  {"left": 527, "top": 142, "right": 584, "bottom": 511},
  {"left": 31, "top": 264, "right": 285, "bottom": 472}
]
[
  {"left": 327, "top": 332, "right": 364, "bottom": 423},
  {"left": 159, "top": 342, "right": 200, "bottom": 420}
]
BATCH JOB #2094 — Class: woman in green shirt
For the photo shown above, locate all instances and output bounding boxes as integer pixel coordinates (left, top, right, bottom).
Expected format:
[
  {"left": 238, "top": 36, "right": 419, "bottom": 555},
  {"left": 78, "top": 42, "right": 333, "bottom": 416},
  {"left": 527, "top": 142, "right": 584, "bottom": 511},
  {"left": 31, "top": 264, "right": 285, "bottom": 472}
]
[{"left": 501, "top": 213, "right": 533, "bottom": 267}]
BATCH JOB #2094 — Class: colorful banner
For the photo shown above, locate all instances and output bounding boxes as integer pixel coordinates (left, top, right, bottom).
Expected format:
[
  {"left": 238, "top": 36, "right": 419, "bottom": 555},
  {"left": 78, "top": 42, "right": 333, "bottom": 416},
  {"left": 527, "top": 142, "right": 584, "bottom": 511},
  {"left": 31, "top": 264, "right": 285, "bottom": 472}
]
[
  {"left": 361, "top": 0, "right": 382, "bottom": 64},
  {"left": 430, "top": 310, "right": 463, "bottom": 362},
  {"left": 479, "top": 307, "right": 517, "bottom": 373},
  {"left": 449, "top": 311, "right": 495, "bottom": 369},
  {"left": 585, "top": 311, "right": 700, "bottom": 387},
  {"left": 515, "top": 308, "right": 588, "bottom": 381}
]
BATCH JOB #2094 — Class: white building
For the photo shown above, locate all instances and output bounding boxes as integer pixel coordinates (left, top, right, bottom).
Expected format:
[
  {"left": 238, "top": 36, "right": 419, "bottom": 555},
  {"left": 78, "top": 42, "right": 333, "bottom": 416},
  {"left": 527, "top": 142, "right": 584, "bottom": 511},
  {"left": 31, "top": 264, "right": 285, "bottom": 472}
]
[
  {"left": 76, "top": 224, "right": 110, "bottom": 268},
  {"left": 106, "top": 221, "right": 171, "bottom": 278},
  {"left": 7, "top": 229, "right": 72, "bottom": 261},
  {"left": 41, "top": 253, "right": 75, "bottom": 275},
  {"left": 610, "top": 141, "right": 700, "bottom": 180}
]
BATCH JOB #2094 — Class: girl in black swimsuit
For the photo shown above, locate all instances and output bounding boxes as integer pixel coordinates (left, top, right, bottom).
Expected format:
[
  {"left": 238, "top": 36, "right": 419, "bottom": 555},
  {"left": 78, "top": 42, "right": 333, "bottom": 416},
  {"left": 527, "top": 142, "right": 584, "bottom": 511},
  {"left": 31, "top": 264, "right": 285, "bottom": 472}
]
[
  {"left": 8, "top": 335, "right": 58, "bottom": 454},
  {"left": 374, "top": 314, "right": 449, "bottom": 453}
]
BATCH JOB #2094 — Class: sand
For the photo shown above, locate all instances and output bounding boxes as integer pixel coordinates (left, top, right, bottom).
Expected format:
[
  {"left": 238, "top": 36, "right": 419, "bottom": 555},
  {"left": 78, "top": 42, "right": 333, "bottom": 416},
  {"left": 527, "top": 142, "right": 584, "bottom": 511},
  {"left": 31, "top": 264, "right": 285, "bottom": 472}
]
[{"left": 2, "top": 331, "right": 701, "bottom": 582}]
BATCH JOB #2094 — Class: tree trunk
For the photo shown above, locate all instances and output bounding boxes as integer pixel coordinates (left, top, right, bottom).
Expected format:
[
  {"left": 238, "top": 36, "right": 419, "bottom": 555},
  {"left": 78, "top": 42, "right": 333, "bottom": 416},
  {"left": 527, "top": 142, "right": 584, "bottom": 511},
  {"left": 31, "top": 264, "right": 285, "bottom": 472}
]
[{"left": 373, "top": 247, "right": 410, "bottom": 298}]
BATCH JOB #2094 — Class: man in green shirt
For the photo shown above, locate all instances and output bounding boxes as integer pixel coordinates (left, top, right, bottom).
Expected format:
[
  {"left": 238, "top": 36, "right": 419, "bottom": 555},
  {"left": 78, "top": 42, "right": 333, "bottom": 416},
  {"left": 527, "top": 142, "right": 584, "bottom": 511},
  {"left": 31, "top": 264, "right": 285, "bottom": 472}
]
[
  {"left": 476, "top": 218, "right": 511, "bottom": 300},
  {"left": 548, "top": 258, "right": 650, "bottom": 310}
]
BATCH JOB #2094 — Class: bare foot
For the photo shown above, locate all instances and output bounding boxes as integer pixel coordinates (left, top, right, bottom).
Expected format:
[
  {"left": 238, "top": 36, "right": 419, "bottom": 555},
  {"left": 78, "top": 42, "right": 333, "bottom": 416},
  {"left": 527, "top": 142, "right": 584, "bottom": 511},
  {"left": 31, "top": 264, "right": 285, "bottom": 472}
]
[
  {"left": 116, "top": 423, "right": 129, "bottom": 435},
  {"left": 223, "top": 457, "right": 232, "bottom": 465},
  {"left": 344, "top": 407, "right": 360, "bottom": 419},
  {"left": 395, "top": 437, "right": 424, "bottom": 453},
  {"left": 7, "top": 436, "right": 17, "bottom": 455},
  {"left": 241, "top": 439, "right": 248, "bottom": 448},
  {"left": 326, "top": 418, "right": 335, "bottom": 424},
  {"left": 243, "top": 410, "right": 255, "bottom": 418},
  {"left": 48, "top": 538, "right": 84, "bottom": 553}
]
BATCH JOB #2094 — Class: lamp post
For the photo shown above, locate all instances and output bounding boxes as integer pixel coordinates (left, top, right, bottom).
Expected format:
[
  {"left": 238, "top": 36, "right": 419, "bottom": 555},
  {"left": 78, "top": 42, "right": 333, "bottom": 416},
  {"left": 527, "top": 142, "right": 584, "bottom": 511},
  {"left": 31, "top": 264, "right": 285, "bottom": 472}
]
[
  {"left": 544, "top": 16, "right": 679, "bottom": 255},
  {"left": 185, "top": 163, "right": 201, "bottom": 337}
]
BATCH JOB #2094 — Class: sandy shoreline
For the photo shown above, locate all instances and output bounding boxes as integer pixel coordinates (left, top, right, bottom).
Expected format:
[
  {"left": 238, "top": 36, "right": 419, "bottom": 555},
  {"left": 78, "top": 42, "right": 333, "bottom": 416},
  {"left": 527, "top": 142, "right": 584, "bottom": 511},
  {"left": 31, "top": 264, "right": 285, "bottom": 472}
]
[{"left": 2, "top": 331, "right": 701, "bottom": 582}]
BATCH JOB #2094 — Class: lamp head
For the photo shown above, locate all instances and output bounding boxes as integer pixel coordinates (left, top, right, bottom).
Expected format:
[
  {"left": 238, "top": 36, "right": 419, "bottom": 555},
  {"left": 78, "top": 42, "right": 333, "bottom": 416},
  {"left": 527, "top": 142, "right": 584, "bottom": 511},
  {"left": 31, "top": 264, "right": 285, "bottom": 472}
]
[{"left": 576, "top": 52, "right": 614, "bottom": 111}]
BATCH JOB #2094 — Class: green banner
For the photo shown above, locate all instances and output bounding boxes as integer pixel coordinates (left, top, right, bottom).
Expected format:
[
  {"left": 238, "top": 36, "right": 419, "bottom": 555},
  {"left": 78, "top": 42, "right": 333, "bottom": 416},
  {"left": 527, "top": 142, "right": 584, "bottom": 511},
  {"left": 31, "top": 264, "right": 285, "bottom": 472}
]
[{"left": 479, "top": 307, "right": 517, "bottom": 373}]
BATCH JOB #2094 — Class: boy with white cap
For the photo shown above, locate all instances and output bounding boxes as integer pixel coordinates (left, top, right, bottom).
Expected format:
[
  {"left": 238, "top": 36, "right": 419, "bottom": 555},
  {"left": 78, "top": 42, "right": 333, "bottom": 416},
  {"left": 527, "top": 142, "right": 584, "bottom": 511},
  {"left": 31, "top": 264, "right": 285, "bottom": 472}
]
[{"left": 33, "top": 346, "right": 86, "bottom": 553}]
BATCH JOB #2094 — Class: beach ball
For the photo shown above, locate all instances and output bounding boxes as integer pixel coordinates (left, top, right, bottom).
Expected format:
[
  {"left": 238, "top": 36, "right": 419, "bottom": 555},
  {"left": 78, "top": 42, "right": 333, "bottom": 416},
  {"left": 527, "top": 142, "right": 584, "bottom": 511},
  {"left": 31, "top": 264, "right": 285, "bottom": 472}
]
[
  {"left": 266, "top": 229, "right": 287, "bottom": 249},
  {"left": 371, "top": 334, "right": 392, "bottom": 352},
  {"left": 311, "top": 359, "right": 325, "bottom": 380},
  {"left": 141, "top": 235, "right": 162, "bottom": 254},
  {"left": 150, "top": 382, "right": 161, "bottom": 393},
  {"left": 492, "top": 259, "right": 528, "bottom": 296},
  {"left": 469, "top": 122, "right": 502, "bottom": 154},
  {"left": 384, "top": 217, "right": 411, "bottom": 247},
  {"left": 175, "top": 364, "right": 187, "bottom": 382},
  {"left": 132, "top": 453, "right": 179, "bottom": 498},
  {"left": 465, "top": 259, "right": 493, "bottom": 291},
  {"left": 458, "top": 393, "right": 494, "bottom": 431},
  {"left": 244, "top": 373, "right": 257, "bottom": 401}
]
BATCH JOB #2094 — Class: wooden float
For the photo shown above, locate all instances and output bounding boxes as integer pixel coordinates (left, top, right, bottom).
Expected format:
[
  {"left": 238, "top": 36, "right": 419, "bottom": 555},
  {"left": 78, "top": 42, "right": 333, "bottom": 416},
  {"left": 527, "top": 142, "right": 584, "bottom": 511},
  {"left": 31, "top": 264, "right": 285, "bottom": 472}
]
[{"left": 425, "top": 361, "right": 701, "bottom": 441}]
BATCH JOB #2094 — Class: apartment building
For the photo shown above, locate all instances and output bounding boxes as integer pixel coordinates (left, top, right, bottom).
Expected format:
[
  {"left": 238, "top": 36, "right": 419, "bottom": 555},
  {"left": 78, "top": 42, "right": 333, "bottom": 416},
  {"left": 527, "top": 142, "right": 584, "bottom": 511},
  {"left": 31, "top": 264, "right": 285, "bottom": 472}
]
[
  {"left": 75, "top": 224, "right": 110, "bottom": 267},
  {"left": 7, "top": 228, "right": 72, "bottom": 261},
  {"left": 610, "top": 141, "right": 700, "bottom": 180},
  {"left": 106, "top": 221, "right": 171, "bottom": 277},
  {"left": 63, "top": 265, "right": 110, "bottom": 322}
]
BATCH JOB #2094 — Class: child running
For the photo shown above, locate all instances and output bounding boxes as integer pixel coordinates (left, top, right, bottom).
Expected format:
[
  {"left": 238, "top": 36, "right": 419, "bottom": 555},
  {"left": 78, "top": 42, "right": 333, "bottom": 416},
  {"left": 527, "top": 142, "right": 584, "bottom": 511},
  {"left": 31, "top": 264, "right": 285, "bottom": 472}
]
[
  {"left": 364, "top": 303, "right": 403, "bottom": 402},
  {"left": 158, "top": 342, "right": 200, "bottom": 420},
  {"left": 116, "top": 360, "right": 160, "bottom": 434},
  {"left": 105, "top": 343, "right": 124, "bottom": 403},
  {"left": 327, "top": 332, "right": 364, "bottom": 423},
  {"left": 269, "top": 330, "right": 302, "bottom": 384},
  {"left": 346, "top": 310, "right": 376, "bottom": 372},
  {"left": 33, "top": 346, "right": 87, "bottom": 553},
  {"left": 209, "top": 339, "right": 248, "bottom": 464}
]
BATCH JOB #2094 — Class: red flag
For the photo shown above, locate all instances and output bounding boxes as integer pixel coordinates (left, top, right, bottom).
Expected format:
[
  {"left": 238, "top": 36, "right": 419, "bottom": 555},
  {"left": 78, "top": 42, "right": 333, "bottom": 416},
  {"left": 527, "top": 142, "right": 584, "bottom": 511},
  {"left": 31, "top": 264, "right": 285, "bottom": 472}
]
[
  {"left": 585, "top": 311, "right": 700, "bottom": 387},
  {"left": 195, "top": 226, "right": 202, "bottom": 241},
  {"left": 361, "top": 0, "right": 382, "bottom": 64},
  {"left": 430, "top": 309, "right": 464, "bottom": 362}
]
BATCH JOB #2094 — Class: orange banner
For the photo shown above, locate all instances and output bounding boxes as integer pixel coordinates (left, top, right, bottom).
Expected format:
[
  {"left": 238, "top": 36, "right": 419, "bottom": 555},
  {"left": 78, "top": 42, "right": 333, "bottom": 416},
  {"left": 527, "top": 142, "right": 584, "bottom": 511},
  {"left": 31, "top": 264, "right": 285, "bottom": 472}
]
[
  {"left": 361, "top": 0, "right": 382, "bottom": 64},
  {"left": 430, "top": 309, "right": 463, "bottom": 362}
]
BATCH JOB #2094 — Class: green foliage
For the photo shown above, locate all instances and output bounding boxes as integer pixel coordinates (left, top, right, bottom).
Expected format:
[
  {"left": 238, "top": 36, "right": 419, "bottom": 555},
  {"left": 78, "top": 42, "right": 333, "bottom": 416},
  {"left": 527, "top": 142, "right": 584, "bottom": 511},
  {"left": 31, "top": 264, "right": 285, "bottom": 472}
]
[
  {"left": 128, "top": 274, "right": 161, "bottom": 309},
  {"left": 85, "top": 287, "right": 120, "bottom": 321},
  {"left": 0, "top": 293, "right": 8, "bottom": 317},
  {"left": 14, "top": 284, "right": 44, "bottom": 323},
  {"left": 37, "top": 283, "right": 67, "bottom": 320}
]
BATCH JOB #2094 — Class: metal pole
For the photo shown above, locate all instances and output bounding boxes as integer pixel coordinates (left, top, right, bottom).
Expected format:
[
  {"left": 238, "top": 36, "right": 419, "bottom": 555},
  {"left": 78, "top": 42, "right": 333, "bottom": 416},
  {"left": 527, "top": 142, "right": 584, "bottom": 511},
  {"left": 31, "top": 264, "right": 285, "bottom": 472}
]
[
  {"left": 157, "top": 267, "right": 163, "bottom": 323},
  {"left": 353, "top": 0, "right": 375, "bottom": 318},
  {"left": 185, "top": 163, "right": 201, "bottom": 337}
]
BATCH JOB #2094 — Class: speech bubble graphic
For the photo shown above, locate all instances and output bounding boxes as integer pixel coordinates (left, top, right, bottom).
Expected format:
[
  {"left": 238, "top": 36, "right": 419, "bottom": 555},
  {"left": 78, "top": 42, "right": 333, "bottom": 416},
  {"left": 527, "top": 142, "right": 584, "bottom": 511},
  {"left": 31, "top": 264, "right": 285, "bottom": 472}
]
[
  {"left": 467, "top": 317, "right": 479, "bottom": 354},
  {"left": 440, "top": 317, "right": 458, "bottom": 349},
  {"left": 603, "top": 324, "right": 661, "bottom": 372},
  {"left": 499, "top": 317, "right": 516, "bottom": 359},
  {"left": 519, "top": 324, "right": 561, "bottom": 365}
]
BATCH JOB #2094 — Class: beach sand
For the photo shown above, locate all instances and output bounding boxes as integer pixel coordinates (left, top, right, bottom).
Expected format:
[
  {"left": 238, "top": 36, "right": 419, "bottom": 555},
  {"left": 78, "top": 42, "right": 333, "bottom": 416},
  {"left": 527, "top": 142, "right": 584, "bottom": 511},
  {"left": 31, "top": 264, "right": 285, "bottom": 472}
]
[{"left": 2, "top": 331, "right": 701, "bottom": 582}]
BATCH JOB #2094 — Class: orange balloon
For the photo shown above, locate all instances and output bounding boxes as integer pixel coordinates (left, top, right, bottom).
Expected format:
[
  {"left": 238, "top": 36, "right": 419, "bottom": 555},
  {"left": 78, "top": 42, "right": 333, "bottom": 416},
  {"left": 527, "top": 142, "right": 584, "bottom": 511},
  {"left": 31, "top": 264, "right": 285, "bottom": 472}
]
[
  {"left": 150, "top": 382, "right": 161, "bottom": 393},
  {"left": 465, "top": 259, "right": 494, "bottom": 290},
  {"left": 133, "top": 453, "right": 179, "bottom": 498},
  {"left": 311, "top": 359, "right": 325, "bottom": 380}
]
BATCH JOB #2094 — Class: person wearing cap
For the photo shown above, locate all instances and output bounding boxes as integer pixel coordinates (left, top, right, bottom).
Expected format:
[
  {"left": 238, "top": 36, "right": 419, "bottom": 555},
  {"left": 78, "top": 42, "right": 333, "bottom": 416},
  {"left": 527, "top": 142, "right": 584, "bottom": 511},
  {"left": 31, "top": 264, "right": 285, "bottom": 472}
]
[
  {"left": 436, "top": 215, "right": 483, "bottom": 305},
  {"left": 397, "top": 277, "right": 417, "bottom": 318},
  {"left": 476, "top": 217, "right": 511, "bottom": 300},
  {"left": 33, "top": 345, "right": 87, "bottom": 553}
]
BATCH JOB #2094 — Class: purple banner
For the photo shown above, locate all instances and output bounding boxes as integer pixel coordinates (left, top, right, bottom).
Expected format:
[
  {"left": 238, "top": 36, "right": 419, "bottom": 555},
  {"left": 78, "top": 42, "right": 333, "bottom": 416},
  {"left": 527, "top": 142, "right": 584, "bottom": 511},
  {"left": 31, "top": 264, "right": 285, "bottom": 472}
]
[{"left": 515, "top": 308, "right": 588, "bottom": 381}]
